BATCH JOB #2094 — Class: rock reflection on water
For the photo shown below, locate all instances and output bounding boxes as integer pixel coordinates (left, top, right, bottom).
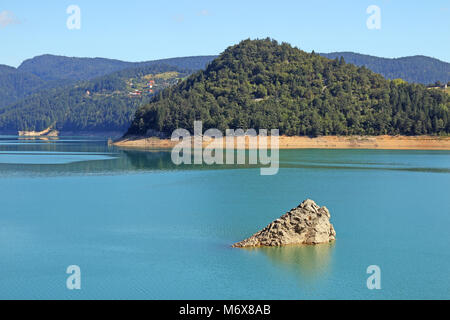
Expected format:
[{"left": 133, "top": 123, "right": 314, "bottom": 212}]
[
  {"left": 18, "top": 137, "right": 60, "bottom": 141},
  {"left": 250, "top": 243, "right": 335, "bottom": 282}
]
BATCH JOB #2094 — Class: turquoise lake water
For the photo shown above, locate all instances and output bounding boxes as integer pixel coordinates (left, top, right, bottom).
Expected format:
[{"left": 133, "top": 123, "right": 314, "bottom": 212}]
[{"left": 0, "top": 136, "right": 449, "bottom": 300}]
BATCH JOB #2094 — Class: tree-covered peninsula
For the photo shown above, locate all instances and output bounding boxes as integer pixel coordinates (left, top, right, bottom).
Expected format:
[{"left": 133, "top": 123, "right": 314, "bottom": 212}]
[{"left": 127, "top": 39, "right": 449, "bottom": 137}]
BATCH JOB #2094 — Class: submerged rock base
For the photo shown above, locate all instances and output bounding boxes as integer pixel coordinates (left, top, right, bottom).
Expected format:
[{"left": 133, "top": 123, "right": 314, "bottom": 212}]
[{"left": 233, "top": 200, "right": 336, "bottom": 248}]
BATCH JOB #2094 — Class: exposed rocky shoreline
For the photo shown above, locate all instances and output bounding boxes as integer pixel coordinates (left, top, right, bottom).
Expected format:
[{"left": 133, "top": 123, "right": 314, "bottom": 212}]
[
  {"left": 113, "top": 135, "right": 450, "bottom": 150},
  {"left": 18, "top": 125, "right": 59, "bottom": 137},
  {"left": 233, "top": 200, "right": 336, "bottom": 248}
]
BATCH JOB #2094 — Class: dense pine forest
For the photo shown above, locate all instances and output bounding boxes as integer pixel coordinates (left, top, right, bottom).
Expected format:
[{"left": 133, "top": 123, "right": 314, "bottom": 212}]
[{"left": 127, "top": 39, "right": 449, "bottom": 137}]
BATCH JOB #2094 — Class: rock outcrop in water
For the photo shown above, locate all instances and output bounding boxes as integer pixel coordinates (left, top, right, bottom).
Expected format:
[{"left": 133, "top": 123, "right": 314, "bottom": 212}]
[
  {"left": 18, "top": 123, "right": 59, "bottom": 137},
  {"left": 233, "top": 200, "right": 336, "bottom": 248}
]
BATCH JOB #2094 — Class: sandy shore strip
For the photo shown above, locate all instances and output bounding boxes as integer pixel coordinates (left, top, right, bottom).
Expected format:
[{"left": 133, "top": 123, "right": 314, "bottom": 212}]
[{"left": 113, "top": 135, "right": 450, "bottom": 150}]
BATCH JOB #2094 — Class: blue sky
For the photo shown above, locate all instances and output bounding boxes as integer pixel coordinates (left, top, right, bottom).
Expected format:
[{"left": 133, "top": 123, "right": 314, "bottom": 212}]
[{"left": 1, "top": 0, "right": 449, "bottom": 67}]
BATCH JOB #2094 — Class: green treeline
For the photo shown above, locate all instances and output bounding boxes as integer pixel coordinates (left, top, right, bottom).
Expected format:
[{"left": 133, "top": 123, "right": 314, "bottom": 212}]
[{"left": 127, "top": 39, "right": 449, "bottom": 137}]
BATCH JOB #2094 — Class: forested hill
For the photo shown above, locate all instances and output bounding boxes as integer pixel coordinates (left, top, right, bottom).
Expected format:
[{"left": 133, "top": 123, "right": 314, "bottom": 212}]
[
  {"left": 0, "top": 64, "right": 192, "bottom": 134},
  {"left": 320, "top": 52, "right": 450, "bottom": 85},
  {"left": 127, "top": 39, "right": 449, "bottom": 137}
]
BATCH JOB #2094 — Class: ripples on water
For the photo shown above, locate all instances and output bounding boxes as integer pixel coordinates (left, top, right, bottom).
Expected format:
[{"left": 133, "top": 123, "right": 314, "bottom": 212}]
[
  {"left": 0, "top": 136, "right": 449, "bottom": 299},
  {"left": 1, "top": 136, "right": 449, "bottom": 176}
]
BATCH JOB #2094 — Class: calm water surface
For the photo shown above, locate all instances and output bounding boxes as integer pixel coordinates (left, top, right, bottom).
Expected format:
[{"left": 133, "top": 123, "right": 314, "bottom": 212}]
[{"left": 0, "top": 136, "right": 449, "bottom": 299}]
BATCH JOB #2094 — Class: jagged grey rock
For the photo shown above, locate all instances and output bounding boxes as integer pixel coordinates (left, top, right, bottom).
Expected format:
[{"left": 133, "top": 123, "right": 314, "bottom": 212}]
[{"left": 233, "top": 200, "right": 336, "bottom": 248}]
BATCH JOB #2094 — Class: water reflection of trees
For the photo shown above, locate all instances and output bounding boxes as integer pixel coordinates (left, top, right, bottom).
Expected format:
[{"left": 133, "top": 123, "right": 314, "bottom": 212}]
[
  {"left": 0, "top": 138, "right": 263, "bottom": 176},
  {"left": 123, "top": 149, "right": 260, "bottom": 172}
]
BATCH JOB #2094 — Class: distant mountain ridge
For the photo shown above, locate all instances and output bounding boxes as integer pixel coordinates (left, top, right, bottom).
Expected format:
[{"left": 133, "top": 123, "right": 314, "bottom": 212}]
[
  {"left": 17, "top": 55, "right": 133, "bottom": 81},
  {"left": 17, "top": 54, "right": 217, "bottom": 81},
  {"left": 320, "top": 52, "right": 449, "bottom": 85},
  {"left": 0, "top": 55, "right": 216, "bottom": 109}
]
